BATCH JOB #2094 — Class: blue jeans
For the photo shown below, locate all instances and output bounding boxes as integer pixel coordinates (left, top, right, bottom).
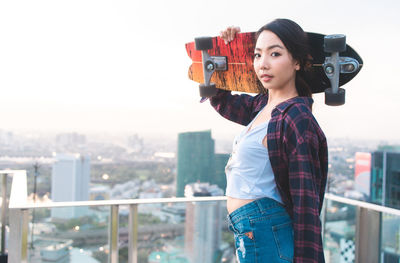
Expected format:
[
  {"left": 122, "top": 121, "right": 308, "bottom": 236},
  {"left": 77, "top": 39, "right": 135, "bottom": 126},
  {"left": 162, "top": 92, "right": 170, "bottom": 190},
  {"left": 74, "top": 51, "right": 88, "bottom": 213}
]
[{"left": 227, "top": 197, "right": 294, "bottom": 262}]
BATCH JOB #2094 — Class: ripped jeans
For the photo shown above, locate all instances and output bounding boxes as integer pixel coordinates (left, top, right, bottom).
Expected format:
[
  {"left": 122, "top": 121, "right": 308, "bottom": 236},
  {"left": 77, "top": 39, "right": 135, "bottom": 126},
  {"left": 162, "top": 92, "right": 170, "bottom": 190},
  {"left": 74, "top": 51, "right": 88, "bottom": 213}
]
[{"left": 227, "top": 197, "right": 294, "bottom": 262}]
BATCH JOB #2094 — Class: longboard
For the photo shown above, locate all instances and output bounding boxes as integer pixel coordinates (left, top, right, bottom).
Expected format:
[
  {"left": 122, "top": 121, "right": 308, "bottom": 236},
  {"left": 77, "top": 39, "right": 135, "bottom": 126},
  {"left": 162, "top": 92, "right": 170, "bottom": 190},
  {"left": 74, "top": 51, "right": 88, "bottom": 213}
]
[{"left": 185, "top": 32, "right": 363, "bottom": 105}]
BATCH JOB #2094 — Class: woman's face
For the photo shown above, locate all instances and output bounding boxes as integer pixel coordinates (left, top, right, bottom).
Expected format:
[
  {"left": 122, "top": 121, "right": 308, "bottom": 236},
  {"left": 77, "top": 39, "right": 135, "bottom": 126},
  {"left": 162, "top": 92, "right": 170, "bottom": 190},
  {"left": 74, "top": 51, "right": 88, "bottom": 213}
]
[{"left": 253, "top": 30, "right": 300, "bottom": 91}]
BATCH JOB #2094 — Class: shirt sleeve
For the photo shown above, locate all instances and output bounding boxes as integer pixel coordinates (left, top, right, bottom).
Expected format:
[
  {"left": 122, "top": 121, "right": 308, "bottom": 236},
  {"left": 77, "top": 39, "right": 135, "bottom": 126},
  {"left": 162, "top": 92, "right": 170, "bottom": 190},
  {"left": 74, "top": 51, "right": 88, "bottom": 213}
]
[
  {"left": 209, "top": 89, "right": 263, "bottom": 126},
  {"left": 283, "top": 109, "right": 326, "bottom": 263}
]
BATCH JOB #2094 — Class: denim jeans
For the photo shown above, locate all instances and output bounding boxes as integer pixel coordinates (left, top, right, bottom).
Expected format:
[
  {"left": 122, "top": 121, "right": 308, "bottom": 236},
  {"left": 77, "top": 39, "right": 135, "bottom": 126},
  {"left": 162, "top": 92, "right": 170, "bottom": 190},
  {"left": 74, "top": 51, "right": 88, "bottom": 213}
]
[{"left": 227, "top": 197, "right": 294, "bottom": 262}]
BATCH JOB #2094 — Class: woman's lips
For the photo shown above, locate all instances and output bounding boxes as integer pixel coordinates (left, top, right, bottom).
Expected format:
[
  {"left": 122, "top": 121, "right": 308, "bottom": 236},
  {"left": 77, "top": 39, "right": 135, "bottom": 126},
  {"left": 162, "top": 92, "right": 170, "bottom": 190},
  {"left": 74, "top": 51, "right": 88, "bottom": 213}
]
[{"left": 260, "top": 74, "right": 273, "bottom": 82}]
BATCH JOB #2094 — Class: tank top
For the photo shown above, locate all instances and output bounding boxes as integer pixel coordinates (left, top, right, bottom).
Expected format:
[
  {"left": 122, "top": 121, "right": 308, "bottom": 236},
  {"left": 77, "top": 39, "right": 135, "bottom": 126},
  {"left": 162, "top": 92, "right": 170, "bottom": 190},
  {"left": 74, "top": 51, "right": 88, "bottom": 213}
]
[{"left": 225, "top": 108, "right": 283, "bottom": 203}]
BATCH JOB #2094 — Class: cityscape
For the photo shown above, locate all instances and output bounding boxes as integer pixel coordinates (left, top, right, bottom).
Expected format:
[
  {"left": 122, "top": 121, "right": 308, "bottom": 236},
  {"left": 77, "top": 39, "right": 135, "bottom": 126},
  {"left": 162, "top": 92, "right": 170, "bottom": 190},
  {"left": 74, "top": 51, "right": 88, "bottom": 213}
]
[
  {"left": 1, "top": 0, "right": 399, "bottom": 262},
  {"left": 0, "top": 129, "right": 399, "bottom": 262}
]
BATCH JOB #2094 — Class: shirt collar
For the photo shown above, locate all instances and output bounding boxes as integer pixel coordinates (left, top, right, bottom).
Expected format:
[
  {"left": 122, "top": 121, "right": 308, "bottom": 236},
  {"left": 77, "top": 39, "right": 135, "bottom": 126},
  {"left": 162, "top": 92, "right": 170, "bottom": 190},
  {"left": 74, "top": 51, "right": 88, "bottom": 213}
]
[{"left": 274, "top": 96, "right": 314, "bottom": 114}]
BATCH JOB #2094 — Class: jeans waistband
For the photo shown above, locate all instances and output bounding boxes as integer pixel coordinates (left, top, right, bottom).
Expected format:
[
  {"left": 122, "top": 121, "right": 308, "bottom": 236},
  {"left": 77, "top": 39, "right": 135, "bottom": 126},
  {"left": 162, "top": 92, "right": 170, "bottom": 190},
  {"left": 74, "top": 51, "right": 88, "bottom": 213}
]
[{"left": 228, "top": 197, "right": 286, "bottom": 224}]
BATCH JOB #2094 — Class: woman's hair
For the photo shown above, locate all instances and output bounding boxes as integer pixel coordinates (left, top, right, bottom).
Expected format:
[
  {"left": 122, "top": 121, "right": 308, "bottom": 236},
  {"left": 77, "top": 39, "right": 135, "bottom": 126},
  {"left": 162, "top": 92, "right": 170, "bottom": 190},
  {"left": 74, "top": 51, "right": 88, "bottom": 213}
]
[{"left": 256, "top": 19, "right": 313, "bottom": 98}]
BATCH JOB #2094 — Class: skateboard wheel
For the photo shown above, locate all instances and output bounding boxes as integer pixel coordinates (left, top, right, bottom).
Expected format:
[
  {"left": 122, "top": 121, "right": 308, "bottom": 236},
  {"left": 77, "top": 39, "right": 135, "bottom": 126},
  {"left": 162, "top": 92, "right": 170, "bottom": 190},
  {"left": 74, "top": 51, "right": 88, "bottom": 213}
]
[
  {"left": 195, "top": 37, "right": 213, "bottom": 51},
  {"left": 199, "top": 83, "right": 218, "bottom": 97},
  {"left": 325, "top": 88, "right": 345, "bottom": 106},
  {"left": 324, "top": 34, "right": 346, "bottom": 53}
]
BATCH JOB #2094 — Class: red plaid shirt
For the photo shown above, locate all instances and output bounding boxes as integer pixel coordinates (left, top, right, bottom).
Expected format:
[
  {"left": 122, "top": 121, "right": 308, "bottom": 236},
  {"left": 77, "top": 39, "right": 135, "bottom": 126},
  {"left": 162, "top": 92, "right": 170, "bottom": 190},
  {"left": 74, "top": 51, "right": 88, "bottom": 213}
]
[{"left": 210, "top": 90, "right": 328, "bottom": 263}]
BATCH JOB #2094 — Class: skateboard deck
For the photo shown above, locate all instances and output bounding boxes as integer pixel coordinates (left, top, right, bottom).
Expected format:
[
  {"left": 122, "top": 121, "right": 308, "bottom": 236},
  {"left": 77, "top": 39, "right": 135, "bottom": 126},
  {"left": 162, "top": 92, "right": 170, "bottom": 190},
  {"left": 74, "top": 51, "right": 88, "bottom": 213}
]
[{"left": 185, "top": 32, "right": 363, "bottom": 95}]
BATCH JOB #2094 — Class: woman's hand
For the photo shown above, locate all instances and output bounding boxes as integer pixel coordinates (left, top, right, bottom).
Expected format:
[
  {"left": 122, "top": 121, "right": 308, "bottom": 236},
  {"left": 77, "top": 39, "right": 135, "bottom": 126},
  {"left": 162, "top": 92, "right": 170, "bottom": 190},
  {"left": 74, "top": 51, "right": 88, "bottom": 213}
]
[{"left": 219, "top": 26, "right": 241, "bottom": 44}]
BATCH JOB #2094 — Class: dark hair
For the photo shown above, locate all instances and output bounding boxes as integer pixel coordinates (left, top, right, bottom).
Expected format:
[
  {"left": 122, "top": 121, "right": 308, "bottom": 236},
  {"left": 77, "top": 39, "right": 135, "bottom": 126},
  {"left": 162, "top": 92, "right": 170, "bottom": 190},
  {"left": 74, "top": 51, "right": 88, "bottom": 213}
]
[{"left": 256, "top": 18, "right": 312, "bottom": 98}]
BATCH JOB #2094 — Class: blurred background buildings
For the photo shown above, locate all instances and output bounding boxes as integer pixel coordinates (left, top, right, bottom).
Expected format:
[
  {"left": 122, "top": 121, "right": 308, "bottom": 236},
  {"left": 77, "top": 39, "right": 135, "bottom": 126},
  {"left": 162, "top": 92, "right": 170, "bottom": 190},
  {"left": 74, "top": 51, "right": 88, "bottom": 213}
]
[{"left": 1, "top": 129, "right": 400, "bottom": 262}]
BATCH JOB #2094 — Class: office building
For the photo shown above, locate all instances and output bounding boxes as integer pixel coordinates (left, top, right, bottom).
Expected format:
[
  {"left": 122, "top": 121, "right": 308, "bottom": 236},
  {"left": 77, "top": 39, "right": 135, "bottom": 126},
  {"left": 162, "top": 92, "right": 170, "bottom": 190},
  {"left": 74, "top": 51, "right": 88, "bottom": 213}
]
[
  {"left": 176, "top": 130, "right": 228, "bottom": 197},
  {"left": 184, "top": 183, "right": 223, "bottom": 263},
  {"left": 370, "top": 151, "right": 400, "bottom": 209},
  {"left": 51, "top": 154, "right": 90, "bottom": 219},
  {"left": 214, "top": 153, "right": 230, "bottom": 193},
  {"left": 370, "top": 151, "right": 400, "bottom": 262},
  {"left": 354, "top": 152, "right": 371, "bottom": 197},
  {"left": 176, "top": 131, "right": 215, "bottom": 197}
]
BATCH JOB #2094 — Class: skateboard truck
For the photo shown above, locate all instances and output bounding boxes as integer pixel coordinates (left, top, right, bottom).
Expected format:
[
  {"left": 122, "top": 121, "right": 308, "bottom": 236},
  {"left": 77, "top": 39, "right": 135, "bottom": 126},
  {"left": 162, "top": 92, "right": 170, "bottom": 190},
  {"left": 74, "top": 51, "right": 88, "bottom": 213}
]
[
  {"left": 323, "top": 34, "right": 360, "bottom": 106},
  {"left": 195, "top": 37, "right": 227, "bottom": 99}
]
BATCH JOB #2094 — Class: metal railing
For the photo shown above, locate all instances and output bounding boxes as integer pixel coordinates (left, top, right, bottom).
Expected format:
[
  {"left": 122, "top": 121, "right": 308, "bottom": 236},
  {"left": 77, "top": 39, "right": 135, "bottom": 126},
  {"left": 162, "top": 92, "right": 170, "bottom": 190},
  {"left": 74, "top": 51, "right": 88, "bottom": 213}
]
[
  {"left": 5, "top": 170, "right": 227, "bottom": 263},
  {"left": 3, "top": 169, "right": 400, "bottom": 263},
  {"left": 322, "top": 193, "right": 400, "bottom": 263}
]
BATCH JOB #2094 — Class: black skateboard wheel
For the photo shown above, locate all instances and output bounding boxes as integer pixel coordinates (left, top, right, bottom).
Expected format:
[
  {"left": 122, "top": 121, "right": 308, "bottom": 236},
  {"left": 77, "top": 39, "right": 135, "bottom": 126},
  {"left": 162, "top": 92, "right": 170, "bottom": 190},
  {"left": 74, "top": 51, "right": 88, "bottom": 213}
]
[
  {"left": 324, "top": 34, "right": 346, "bottom": 53},
  {"left": 199, "top": 83, "right": 217, "bottom": 97},
  {"left": 325, "top": 88, "right": 345, "bottom": 106},
  {"left": 195, "top": 37, "right": 213, "bottom": 51}
]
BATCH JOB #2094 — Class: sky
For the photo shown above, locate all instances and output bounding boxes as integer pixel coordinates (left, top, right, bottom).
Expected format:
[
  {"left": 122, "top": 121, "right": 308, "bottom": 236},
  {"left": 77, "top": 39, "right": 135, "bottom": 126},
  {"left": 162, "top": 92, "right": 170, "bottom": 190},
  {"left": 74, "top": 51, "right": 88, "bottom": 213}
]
[{"left": 0, "top": 0, "right": 399, "bottom": 141}]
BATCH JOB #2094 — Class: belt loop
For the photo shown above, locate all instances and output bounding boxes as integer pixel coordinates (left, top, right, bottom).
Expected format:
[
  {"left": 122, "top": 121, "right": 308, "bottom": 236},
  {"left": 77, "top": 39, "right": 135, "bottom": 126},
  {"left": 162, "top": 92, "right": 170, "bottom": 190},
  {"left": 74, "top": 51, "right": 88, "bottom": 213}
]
[
  {"left": 255, "top": 198, "right": 265, "bottom": 213},
  {"left": 226, "top": 213, "right": 231, "bottom": 224}
]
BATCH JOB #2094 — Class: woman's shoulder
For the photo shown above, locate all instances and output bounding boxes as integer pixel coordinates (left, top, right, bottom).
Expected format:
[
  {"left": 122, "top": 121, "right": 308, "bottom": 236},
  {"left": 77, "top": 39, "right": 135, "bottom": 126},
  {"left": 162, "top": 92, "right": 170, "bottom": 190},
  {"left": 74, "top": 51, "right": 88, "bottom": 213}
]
[
  {"left": 279, "top": 97, "right": 325, "bottom": 139},
  {"left": 275, "top": 97, "right": 314, "bottom": 123}
]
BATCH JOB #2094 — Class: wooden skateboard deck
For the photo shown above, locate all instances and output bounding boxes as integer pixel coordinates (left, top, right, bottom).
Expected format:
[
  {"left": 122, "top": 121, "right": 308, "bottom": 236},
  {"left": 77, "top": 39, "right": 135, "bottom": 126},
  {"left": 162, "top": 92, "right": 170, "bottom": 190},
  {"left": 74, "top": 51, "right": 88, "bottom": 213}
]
[{"left": 185, "top": 32, "right": 363, "bottom": 94}]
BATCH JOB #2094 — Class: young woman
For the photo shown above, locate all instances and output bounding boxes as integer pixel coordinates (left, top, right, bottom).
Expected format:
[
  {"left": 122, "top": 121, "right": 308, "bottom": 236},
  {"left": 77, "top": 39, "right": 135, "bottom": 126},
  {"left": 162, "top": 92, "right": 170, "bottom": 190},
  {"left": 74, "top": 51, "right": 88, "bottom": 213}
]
[{"left": 211, "top": 19, "right": 328, "bottom": 262}]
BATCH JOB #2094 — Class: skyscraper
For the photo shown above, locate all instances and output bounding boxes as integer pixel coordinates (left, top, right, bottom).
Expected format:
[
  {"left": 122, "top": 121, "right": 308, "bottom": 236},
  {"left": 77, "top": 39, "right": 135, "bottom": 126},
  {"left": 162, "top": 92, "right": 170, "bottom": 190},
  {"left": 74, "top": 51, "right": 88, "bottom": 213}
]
[
  {"left": 176, "top": 131, "right": 215, "bottom": 197},
  {"left": 184, "top": 183, "right": 223, "bottom": 263},
  {"left": 214, "top": 153, "right": 230, "bottom": 192},
  {"left": 176, "top": 130, "right": 230, "bottom": 197},
  {"left": 370, "top": 150, "right": 400, "bottom": 263},
  {"left": 51, "top": 154, "right": 90, "bottom": 219},
  {"left": 354, "top": 152, "right": 371, "bottom": 197},
  {"left": 370, "top": 151, "right": 400, "bottom": 209}
]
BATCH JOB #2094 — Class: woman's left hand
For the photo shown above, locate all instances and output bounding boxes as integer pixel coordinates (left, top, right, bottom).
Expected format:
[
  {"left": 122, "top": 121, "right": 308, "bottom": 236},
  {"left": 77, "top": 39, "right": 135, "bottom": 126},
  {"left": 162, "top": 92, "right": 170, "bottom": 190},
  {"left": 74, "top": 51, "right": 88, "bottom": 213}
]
[{"left": 219, "top": 26, "right": 241, "bottom": 44}]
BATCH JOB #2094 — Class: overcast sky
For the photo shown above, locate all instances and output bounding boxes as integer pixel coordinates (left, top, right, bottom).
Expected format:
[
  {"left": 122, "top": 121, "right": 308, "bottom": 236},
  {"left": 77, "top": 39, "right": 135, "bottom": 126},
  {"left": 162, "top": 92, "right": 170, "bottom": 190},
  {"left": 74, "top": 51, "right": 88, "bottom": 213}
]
[{"left": 0, "top": 0, "right": 399, "bottom": 141}]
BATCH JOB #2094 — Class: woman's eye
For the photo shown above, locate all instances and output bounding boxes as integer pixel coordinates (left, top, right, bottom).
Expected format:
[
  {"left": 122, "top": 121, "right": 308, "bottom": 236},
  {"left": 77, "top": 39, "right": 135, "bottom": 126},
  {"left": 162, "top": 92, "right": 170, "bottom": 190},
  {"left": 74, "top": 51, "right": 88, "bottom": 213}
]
[
  {"left": 271, "top": 52, "right": 281, "bottom": 57},
  {"left": 254, "top": 53, "right": 261, "bottom": 59}
]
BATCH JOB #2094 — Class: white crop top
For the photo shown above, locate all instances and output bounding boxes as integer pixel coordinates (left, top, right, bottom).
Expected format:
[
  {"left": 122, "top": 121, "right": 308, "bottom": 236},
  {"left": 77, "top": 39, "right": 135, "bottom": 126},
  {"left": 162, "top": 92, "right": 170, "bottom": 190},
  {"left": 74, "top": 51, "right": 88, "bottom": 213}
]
[{"left": 225, "top": 109, "right": 283, "bottom": 204}]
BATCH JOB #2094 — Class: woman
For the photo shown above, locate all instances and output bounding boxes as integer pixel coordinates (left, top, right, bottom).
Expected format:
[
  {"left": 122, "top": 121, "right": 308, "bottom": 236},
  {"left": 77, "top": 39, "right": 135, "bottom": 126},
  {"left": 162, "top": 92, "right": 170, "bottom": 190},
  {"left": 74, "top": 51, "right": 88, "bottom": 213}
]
[{"left": 211, "top": 19, "right": 328, "bottom": 262}]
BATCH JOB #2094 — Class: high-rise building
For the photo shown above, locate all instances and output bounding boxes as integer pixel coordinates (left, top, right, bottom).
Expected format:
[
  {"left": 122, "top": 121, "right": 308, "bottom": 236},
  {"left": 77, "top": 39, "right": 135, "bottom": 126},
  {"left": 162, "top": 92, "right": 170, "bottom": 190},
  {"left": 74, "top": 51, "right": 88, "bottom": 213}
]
[
  {"left": 184, "top": 183, "right": 223, "bottom": 263},
  {"left": 176, "top": 130, "right": 230, "bottom": 197},
  {"left": 176, "top": 131, "right": 215, "bottom": 197},
  {"left": 370, "top": 150, "right": 400, "bottom": 263},
  {"left": 354, "top": 152, "right": 371, "bottom": 197},
  {"left": 51, "top": 154, "right": 90, "bottom": 219},
  {"left": 214, "top": 153, "right": 230, "bottom": 192},
  {"left": 370, "top": 151, "right": 400, "bottom": 209}
]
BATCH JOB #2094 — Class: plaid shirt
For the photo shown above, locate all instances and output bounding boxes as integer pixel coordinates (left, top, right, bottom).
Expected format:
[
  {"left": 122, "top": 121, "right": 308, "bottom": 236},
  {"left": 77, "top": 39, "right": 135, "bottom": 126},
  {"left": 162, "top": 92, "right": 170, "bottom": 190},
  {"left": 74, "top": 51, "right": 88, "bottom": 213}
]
[{"left": 210, "top": 90, "right": 328, "bottom": 263}]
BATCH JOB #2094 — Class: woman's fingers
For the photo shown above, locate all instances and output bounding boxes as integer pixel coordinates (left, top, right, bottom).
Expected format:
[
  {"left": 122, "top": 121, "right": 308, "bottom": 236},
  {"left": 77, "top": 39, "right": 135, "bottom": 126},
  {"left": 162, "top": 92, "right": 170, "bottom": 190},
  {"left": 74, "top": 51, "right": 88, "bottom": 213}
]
[
  {"left": 220, "top": 26, "right": 241, "bottom": 44},
  {"left": 228, "top": 26, "right": 241, "bottom": 41},
  {"left": 220, "top": 30, "right": 228, "bottom": 43}
]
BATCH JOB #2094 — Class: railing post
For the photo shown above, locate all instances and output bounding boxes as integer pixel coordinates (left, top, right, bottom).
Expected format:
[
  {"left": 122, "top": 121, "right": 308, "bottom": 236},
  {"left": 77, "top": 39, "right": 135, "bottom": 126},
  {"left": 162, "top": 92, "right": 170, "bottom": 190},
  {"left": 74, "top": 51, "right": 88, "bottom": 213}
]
[
  {"left": 128, "top": 204, "right": 138, "bottom": 263},
  {"left": 355, "top": 207, "right": 381, "bottom": 263},
  {"left": 8, "top": 209, "right": 29, "bottom": 263},
  {"left": 1, "top": 174, "right": 7, "bottom": 255},
  {"left": 8, "top": 171, "right": 29, "bottom": 263},
  {"left": 109, "top": 205, "right": 119, "bottom": 263}
]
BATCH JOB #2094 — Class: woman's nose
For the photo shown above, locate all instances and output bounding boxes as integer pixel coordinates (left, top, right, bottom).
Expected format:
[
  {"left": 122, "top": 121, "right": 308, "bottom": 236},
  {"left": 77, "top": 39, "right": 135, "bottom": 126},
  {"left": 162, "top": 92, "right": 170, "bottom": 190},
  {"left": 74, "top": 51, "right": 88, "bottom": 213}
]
[{"left": 259, "top": 55, "right": 270, "bottom": 70}]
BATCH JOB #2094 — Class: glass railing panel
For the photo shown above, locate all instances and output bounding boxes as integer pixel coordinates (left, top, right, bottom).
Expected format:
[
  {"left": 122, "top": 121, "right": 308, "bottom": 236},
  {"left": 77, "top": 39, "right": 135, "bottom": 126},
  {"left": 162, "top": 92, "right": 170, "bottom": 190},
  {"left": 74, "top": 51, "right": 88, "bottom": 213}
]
[
  {"left": 119, "top": 200, "right": 234, "bottom": 263},
  {"left": 28, "top": 206, "right": 110, "bottom": 263},
  {"left": 323, "top": 199, "right": 357, "bottom": 263},
  {"left": 381, "top": 212, "right": 400, "bottom": 262}
]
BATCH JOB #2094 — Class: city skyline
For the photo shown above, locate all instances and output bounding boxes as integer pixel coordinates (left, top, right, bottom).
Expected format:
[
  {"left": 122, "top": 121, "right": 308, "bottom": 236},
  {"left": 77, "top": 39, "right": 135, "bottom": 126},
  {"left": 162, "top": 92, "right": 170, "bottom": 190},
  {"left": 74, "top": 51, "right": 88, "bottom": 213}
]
[{"left": 1, "top": 0, "right": 400, "bottom": 141}]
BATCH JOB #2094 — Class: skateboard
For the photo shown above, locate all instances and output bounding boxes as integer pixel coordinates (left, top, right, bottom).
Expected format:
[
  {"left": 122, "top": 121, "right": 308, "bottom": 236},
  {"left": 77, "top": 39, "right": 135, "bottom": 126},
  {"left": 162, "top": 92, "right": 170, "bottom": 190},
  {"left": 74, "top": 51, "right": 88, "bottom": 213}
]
[{"left": 185, "top": 32, "right": 363, "bottom": 106}]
